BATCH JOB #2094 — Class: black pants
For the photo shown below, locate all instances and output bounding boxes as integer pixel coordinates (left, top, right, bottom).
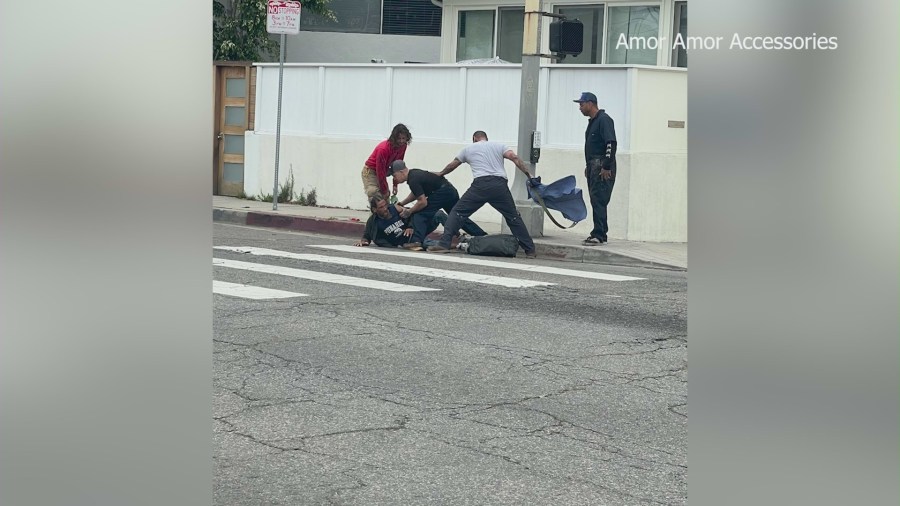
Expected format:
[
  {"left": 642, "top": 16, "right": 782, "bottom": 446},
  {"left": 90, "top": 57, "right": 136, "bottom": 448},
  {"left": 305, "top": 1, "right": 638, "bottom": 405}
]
[
  {"left": 439, "top": 176, "right": 535, "bottom": 253},
  {"left": 411, "top": 184, "right": 486, "bottom": 244},
  {"left": 586, "top": 166, "right": 616, "bottom": 240}
]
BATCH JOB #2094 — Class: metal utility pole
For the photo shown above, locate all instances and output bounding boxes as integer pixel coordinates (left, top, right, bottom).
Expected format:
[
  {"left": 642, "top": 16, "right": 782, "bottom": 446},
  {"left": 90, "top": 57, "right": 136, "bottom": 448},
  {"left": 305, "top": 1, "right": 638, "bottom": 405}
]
[{"left": 505, "top": 0, "right": 544, "bottom": 237}]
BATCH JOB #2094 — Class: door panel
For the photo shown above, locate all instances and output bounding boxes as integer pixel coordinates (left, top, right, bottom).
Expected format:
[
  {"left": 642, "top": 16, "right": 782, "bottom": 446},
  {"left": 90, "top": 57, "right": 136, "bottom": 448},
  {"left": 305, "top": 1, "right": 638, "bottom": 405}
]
[{"left": 214, "top": 64, "right": 251, "bottom": 196}]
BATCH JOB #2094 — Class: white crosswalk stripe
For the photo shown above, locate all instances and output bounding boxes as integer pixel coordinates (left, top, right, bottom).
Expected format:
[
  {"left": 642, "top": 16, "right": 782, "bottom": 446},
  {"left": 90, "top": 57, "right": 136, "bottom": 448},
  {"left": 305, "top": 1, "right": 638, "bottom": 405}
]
[
  {"left": 308, "top": 245, "right": 645, "bottom": 281},
  {"left": 213, "top": 258, "right": 439, "bottom": 292},
  {"left": 214, "top": 246, "right": 554, "bottom": 288},
  {"left": 213, "top": 280, "right": 307, "bottom": 299}
]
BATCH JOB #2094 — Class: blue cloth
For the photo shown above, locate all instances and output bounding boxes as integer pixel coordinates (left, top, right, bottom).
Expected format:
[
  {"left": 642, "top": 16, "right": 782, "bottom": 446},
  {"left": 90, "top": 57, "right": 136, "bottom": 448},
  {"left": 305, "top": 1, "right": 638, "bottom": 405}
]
[{"left": 527, "top": 175, "right": 587, "bottom": 223}]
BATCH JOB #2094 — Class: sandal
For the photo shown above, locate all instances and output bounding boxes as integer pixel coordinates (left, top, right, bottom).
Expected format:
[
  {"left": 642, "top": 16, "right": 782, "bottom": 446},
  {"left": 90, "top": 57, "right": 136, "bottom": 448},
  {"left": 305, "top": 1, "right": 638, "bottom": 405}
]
[{"left": 582, "top": 236, "right": 601, "bottom": 246}]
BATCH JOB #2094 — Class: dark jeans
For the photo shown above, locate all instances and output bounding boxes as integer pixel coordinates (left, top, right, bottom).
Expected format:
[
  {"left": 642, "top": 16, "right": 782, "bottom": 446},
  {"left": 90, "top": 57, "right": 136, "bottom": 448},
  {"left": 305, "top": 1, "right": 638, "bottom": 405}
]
[
  {"left": 439, "top": 176, "right": 535, "bottom": 253},
  {"left": 411, "top": 184, "right": 486, "bottom": 244},
  {"left": 585, "top": 166, "right": 616, "bottom": 240}
]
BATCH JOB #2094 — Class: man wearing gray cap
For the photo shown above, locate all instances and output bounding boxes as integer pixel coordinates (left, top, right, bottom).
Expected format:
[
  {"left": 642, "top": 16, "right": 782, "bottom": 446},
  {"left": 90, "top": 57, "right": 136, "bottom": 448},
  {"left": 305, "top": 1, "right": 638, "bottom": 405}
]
[
  {"left": 574, "top": 91, "right": 618, "bottom": 246},
  {"left": 390, "top": 160, "right": 486, "bottom": 250}
]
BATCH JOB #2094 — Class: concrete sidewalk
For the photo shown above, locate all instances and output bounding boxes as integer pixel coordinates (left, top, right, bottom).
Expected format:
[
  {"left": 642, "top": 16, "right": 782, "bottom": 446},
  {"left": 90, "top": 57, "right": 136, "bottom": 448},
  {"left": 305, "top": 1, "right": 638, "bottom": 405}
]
[{"left": 213, "top": 196, "right": 687, "bottom": 270}]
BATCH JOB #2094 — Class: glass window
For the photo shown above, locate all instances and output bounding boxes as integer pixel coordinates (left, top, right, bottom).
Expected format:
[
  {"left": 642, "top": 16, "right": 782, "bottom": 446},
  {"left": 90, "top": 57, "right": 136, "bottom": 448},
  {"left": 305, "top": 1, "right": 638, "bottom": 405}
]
[
  {"left": 223, "top": 163, "right": 243, "bottom": 183},
  {"left": 555, "top": 5, "right": 604, "bottom": 64},
  {"left": 224, "top": 106, "right": 245, "bottom": 127},
  {"left": 456, "top": 10, "right": 495, "bottom": 61},
  {"left": 383, "top": 0, "right": 442, "bottom": 36},
  {"left": 497, "top": 8, "right": 525, "bottom": 63},
  {"left": 606, "top": 6, "right": 660, "bottom": 65},
  {"left": 223, "top": 134, "right": 244, "bottom": 155},
  {"left": 672, "top": 2, "right": 687, "bottom": 67},
  {"left": 225, "top": 78, "right": 245, "bottom": 98}
]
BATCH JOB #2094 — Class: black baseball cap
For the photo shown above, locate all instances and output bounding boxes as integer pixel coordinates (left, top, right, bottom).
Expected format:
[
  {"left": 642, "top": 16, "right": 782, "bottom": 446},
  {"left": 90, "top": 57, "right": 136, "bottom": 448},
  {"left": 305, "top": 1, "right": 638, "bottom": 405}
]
[{"left": 573, "top": 92, "right": 597, "bottom": 103}]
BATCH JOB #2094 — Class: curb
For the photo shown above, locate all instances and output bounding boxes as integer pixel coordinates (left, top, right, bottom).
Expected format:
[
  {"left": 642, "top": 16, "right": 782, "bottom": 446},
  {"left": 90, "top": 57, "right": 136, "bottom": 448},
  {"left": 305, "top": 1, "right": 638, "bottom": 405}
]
[
  {"left": 213, "top": 209, "right": 684, "bottom": 271},
  {"left": 532, "top": 243, "right": 685, "bottom": 271},
  {"left": 214, "top": 209, "right": 365, "bottom": 238}
]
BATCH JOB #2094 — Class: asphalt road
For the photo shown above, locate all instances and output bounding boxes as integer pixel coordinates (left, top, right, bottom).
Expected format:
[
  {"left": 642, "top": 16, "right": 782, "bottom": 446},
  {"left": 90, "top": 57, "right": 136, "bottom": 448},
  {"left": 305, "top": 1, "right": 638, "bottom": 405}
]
[{"left": 213, "top": 223, "right": 687, "bottom": 505}]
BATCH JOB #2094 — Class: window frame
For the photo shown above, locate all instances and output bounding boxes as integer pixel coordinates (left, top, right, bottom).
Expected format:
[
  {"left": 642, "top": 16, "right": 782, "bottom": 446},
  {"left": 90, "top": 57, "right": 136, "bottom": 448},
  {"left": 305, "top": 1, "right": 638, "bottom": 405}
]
[
  {"left": 452, "top": 1, "right": 671, "bottom": 65},
  {"left": 549, "top": 1, "right": 665, "bottom": 65},
  {"left": 670, "top": 1, "right": 687, "bottom": 67},
  {"left": 553, "top": 3, "right": 606, "bottom": 64},
  {"left": 455, "top": 8, "right": 497, "bottom": 61},
  {"left": 603, "top": 3, "right": 662, "bottom": 65},
  {"left": 497, "top": 6, "right": 526, "bottom": 63}
]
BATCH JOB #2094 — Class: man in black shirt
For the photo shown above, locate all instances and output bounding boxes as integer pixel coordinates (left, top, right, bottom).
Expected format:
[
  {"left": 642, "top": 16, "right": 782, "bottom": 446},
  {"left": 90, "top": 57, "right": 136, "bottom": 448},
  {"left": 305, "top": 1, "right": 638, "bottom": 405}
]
[
  {"left": 390, "top": 160, "right": 486, "bottom": 249},
  {"left": 574, "top": 91, "right": 618, "bottom": 245}
]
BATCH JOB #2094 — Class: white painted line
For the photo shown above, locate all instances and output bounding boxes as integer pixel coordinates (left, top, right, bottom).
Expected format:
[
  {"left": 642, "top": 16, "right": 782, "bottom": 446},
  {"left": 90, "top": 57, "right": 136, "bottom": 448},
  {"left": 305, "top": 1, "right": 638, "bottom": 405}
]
[
  {"left": 306, "top": 245, "right": 645, "bottom": 281},
  {"left": 213, "top": 280, "right": 308, "bottom": 300},
  {"left": 214, "top": 247, "right": 554, "bottom": 288},
  {"left": 213, "top": 258, "right": 439, "bottom": 292}
]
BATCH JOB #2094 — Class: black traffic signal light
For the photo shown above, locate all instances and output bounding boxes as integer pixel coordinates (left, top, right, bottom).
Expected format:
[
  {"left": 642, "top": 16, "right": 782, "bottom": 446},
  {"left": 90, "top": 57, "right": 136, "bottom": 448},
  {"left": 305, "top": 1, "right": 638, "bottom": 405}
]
[{"left": 549, "top": 19, "right": 583, "bottom": 56}]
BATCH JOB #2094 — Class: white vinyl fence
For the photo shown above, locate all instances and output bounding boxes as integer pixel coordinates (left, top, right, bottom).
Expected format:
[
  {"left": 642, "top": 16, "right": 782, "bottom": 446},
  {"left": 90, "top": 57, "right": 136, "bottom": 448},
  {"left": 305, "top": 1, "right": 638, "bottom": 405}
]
[{"left": 244, "top": 63, "right": 686, "bottom": 242}]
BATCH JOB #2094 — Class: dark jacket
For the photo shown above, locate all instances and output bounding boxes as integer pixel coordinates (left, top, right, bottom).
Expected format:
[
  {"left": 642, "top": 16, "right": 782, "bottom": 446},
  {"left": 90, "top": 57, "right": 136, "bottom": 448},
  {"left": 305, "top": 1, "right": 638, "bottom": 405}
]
[
  {"left": 585, "top": 109, "right": 617, "bottom": 172},
  {"left": 362, "top": 206, "right": 411, "bottom": 247}
]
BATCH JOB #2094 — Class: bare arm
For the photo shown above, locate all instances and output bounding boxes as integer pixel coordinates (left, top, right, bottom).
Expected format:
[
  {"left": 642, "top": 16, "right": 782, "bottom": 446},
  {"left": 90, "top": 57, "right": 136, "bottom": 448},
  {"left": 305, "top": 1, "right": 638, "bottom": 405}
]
[
  {"left": 436, "top": 158, "right": 463, "bottom": 177},
  {"left": 397, "top": 192, "right": 417, "bottom": 206},
  {"left": 401, "top": 195, "right": 428, "bottom": 218},
  {"left": 504, "top": 150, "right": 534, "bottom": 178}
]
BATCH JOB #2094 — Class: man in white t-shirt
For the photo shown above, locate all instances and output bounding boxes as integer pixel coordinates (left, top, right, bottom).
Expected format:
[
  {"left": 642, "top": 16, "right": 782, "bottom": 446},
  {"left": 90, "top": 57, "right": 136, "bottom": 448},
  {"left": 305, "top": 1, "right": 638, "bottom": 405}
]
[{"left": 428, "top": 130, "right": 538, "bottom": 258}]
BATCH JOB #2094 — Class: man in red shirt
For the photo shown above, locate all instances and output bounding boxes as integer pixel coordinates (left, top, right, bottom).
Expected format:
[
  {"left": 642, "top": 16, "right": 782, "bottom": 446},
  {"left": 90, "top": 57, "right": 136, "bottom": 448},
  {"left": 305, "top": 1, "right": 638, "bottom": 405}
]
[{"left": 362, "top": 123, "right": 411, "bottom": 200}]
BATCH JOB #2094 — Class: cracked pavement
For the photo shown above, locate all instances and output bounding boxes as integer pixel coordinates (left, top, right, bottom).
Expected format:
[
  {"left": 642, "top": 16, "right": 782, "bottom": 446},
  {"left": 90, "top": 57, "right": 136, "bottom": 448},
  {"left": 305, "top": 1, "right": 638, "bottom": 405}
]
[{"left": 214, "top": 224, "right": 687, "bottom": 505}]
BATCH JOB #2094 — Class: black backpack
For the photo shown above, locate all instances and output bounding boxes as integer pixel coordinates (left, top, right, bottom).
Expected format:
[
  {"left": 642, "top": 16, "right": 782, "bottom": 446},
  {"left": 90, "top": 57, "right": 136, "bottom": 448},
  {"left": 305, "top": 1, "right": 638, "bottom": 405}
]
[{"left": 465, "top": 234, "right": 519, "bottom": 257}]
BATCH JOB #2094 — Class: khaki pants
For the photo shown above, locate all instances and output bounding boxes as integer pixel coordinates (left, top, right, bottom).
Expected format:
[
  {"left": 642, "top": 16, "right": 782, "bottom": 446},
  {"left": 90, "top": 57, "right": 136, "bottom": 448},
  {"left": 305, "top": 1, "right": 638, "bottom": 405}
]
[{"left": 361, "top": 166, "right": 385, "bottom": 201}]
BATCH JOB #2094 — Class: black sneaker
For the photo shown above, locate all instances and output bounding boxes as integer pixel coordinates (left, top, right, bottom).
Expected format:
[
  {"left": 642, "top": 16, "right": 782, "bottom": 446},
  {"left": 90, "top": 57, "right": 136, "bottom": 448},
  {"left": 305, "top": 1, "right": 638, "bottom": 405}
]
[{"left": 525, "top": 251, "right": 537, "bottom": 259}]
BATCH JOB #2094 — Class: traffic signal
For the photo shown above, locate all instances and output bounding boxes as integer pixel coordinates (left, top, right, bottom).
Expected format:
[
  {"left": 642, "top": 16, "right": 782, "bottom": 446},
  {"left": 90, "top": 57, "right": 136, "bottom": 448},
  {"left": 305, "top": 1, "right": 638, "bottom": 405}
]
[{"left": 549, "top": 19, "right": 583, "bottom": 56}]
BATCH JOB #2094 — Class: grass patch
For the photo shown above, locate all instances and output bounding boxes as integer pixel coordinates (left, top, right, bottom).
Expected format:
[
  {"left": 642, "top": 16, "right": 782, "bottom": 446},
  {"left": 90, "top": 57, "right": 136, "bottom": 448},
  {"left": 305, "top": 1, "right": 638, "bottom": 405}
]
[
  {"left": 293, "top": 187, "right": 317, "bottom": 206},
  {"left": 255, "top": 170, "right": 317, "bottom": 206}
]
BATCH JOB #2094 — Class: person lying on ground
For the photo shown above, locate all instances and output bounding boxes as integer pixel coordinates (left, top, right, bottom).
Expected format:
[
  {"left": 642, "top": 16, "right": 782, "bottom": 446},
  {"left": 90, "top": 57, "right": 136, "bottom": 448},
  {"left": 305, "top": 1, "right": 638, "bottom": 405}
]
[{"left": 354, "top": 195, "right": 446, "bottom": 250}]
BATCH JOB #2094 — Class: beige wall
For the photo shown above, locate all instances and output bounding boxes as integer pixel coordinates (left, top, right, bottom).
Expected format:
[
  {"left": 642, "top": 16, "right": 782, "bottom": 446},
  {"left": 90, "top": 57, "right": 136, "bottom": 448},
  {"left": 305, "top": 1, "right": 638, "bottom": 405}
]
[{"left": 245, "top": 134, "right": 685, "bottom": 242}]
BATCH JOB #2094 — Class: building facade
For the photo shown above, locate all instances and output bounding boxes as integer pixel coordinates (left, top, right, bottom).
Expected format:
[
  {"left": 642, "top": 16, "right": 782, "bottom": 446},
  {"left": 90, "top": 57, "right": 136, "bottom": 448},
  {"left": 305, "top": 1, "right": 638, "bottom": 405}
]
[
  {"left": 437, "top": 0, "right": 687, "bottom": 66},
  {"left": 228, "top": 0, "right": 688, "bottom": 242},
  {"left": 281, "top": 0, "right": 444, "bottom": 63}
]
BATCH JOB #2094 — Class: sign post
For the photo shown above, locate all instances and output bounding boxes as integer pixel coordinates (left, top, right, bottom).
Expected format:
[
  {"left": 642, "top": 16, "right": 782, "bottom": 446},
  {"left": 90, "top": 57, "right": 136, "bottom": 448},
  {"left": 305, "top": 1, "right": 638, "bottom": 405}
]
[{"left": 266, "top": 0, "right": 301, "bottom": 210}]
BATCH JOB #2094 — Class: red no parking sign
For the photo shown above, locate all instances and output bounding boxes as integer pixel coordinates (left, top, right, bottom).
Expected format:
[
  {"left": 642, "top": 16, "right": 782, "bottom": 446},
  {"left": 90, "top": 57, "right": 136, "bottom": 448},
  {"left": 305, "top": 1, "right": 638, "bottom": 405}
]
[{"left": 266, "top": 0, "right": 301, "bottom": 35}]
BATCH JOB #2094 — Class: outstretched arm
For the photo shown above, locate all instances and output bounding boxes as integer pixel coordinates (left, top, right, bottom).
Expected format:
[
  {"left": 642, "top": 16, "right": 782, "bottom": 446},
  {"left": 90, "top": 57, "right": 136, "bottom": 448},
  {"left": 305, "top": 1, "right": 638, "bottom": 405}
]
[
  {"left": 503, "top": 150, "right": 534, "bottom": 178},
  {"left": 436, "top": 158, "right": 463, "bottom": 177}
]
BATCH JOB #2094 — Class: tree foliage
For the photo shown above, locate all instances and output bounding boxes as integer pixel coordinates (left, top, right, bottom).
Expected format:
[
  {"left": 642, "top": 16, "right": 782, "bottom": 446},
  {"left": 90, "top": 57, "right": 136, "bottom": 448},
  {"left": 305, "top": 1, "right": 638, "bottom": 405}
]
[{"left": 213, "top": 0, "right": 334, "bottom": 61}]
